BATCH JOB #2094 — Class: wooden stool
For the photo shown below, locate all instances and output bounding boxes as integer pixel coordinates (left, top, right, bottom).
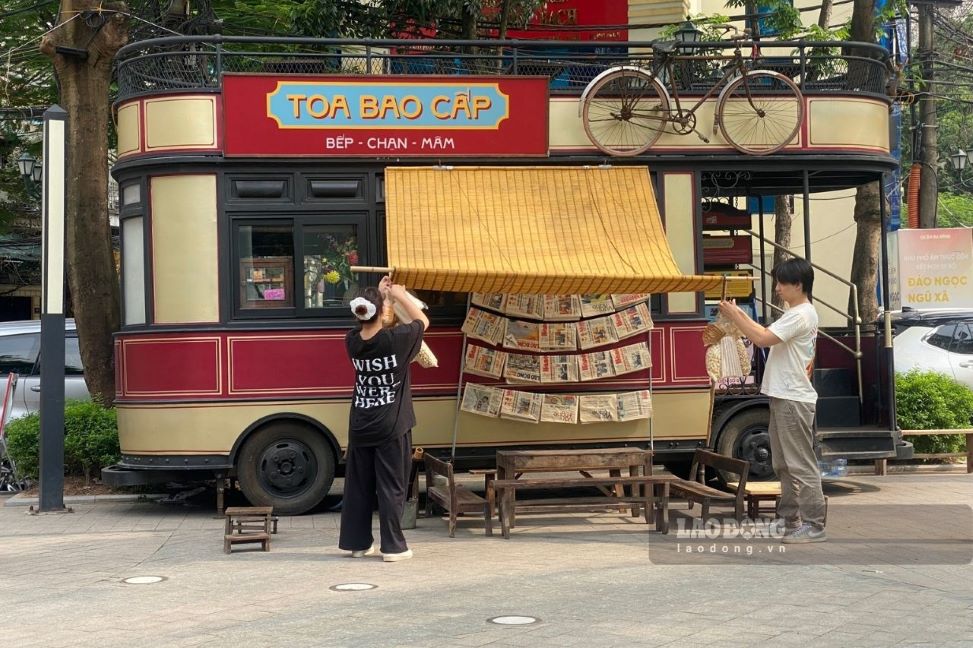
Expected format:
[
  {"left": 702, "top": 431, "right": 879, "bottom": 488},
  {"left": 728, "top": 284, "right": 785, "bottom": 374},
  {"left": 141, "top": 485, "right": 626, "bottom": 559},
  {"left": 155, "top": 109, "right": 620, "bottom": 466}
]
[
  {"left": 224, "top": 506, "right": 273, "bottom": 553},
  {"left": 727, "top": 481, "right": 781, "bottom": 520}
]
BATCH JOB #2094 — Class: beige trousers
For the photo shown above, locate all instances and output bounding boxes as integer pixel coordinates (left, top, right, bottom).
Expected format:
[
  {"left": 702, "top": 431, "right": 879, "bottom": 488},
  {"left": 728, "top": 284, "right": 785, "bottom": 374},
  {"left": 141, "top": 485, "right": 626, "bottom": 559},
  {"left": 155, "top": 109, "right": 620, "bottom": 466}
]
[{"left": 768, "top": 397, "right": 827, "bottom": 529}]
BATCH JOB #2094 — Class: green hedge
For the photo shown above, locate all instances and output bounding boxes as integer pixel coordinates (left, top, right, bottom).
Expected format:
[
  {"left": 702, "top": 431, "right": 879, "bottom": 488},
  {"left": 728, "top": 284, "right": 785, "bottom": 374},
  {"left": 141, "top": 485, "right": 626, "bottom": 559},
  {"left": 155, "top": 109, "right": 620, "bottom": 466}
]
[
  {"left": 896, "top": 370, "right": 973, "bottom": 455},
  {"left": 4, "top": 401, "right": 120, "bottom": 483}
]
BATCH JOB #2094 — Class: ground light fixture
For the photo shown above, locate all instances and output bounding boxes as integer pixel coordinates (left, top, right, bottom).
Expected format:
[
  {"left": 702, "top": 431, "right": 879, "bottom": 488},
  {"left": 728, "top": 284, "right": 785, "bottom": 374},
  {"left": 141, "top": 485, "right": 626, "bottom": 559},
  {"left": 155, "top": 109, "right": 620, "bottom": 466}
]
[
  {"left": 122, "top": 576, "right": 166, "bottom": 584},
  {"left": 487, "top": 616, "right": 539, "bottom": 626},
  {"left": 329, "top": 583, "right": 378, "bottom": 592}
]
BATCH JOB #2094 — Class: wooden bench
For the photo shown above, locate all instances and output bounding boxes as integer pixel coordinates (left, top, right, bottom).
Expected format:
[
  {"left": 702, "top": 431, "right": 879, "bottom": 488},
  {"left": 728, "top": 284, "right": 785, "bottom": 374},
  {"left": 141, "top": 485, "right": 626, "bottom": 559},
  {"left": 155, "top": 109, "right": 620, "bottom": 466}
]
[
  {"left": 670, "top": 449, "right": 749, "bottom": 524},
  {"left": 874, "top": 428, "right": 973, "bottom": 475},
  {"left": 424, "top": 454, "right": 493, "bottom": 537},
  {"left": 224, "top": 506, "right": 273, "bottom": 553},
  {"left": 493, "top": 474, "right": 677, "bottom": 539}
]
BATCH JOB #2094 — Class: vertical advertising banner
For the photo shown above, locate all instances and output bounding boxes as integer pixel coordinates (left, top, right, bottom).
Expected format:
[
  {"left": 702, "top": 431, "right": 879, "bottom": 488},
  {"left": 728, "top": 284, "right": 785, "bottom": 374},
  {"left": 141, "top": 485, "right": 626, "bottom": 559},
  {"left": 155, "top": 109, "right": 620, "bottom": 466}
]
[{"left": 892, "top": 228, "right": 973, "bottom": 309}]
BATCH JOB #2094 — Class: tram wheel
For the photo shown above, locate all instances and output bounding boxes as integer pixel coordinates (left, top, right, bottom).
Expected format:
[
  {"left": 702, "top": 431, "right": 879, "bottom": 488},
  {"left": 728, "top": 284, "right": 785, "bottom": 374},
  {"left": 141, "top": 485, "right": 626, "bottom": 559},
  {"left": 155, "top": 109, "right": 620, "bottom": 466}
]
[
  {"left": 716, "top": 408, "right": 776, "bottom": 483},
  {"left": 236, "top": 422, "right": 336, "bottom": 516}
]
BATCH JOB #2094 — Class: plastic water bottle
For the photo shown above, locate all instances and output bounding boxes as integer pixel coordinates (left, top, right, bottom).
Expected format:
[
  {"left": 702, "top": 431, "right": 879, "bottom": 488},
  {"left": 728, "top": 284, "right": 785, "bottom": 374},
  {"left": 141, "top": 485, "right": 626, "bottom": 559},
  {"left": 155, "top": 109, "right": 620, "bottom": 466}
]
[{"left": 833, "top": 458, "right": 848, "bottom": 477}]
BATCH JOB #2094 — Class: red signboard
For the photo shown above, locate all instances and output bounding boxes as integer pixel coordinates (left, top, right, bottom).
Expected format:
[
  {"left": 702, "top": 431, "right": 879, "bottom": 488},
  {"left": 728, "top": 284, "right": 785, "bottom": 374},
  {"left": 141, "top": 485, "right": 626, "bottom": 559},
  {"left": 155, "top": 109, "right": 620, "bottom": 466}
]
[
  {"left": 222, "top": 74, "right": 549, "bottom": 157},
  {"left": 506, "top": 0, "right": 629, "bottom": 42}
]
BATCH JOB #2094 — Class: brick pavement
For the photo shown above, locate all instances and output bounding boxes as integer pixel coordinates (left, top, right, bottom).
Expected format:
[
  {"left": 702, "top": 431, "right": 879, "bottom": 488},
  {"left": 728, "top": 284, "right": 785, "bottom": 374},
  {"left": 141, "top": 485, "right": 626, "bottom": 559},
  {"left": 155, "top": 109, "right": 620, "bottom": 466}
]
[{"left": 0, "top": 475, "right": 971, "bottom": 648}]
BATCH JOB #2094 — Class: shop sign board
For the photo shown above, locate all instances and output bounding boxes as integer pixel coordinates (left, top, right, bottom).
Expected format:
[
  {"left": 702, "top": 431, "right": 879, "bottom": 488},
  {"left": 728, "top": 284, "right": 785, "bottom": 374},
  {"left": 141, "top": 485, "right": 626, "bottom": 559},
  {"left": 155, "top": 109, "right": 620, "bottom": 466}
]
[
  {"left": 888, "top": 228, "right": 973, "bottom": 310},
  {"left": 223, "top": 75, "right": 549, "bottom": 157}
]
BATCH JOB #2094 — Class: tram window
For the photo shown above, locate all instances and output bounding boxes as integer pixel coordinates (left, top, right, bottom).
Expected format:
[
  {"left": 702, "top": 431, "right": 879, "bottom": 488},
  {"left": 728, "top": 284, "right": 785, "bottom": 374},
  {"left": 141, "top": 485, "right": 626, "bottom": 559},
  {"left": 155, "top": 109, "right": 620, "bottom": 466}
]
[
  {"left": 302, "top": 225, "right": 359, "bottom": 309},
  {"left": 238, "top": 225, "right": 295, "bottom": 309}
]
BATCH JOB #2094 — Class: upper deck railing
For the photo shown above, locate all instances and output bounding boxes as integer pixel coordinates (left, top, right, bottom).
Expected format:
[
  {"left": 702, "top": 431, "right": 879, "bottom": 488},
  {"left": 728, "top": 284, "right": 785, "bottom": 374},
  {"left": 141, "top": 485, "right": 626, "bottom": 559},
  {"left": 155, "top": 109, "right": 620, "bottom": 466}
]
[{"left": 114, "top": 35, "right": 892, "bottom": 104}]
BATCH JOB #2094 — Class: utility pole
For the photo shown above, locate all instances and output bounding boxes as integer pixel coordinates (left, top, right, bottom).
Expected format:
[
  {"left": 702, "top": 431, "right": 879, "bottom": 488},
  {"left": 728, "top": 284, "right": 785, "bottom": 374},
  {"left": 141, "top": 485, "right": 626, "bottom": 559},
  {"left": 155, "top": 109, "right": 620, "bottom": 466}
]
[{"left": 917, "top": 3, "right": 938, "bottom": 228}]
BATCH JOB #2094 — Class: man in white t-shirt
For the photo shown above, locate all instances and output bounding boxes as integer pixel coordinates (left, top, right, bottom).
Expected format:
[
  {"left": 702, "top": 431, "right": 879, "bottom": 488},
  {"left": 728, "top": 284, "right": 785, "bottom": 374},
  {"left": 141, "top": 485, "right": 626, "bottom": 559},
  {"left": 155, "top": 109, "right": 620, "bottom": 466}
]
[{"left": 719, "top": 258, "right": 826, "bottom": 544}]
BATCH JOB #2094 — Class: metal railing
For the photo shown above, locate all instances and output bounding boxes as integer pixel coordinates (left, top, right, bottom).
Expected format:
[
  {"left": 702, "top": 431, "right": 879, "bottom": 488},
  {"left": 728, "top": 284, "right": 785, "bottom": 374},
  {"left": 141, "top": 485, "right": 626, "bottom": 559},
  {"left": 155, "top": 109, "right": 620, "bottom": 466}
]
[
  {"left": 114, "top": 35, "right": 892, "bottom": 103},
  {"left": 743, "top": 229, "right": 864, "bottom": 409}
]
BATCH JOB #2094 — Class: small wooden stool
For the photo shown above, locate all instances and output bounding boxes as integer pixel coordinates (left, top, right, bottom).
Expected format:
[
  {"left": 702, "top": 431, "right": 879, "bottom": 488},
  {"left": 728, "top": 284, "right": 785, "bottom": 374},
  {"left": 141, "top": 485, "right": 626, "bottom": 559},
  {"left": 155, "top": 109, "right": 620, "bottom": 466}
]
[
  {"left": 727, "top": 481, "right": 781, "bottom": 520},
  {"left": 224, "top": 506, "right": 273, "bottom": 553}
]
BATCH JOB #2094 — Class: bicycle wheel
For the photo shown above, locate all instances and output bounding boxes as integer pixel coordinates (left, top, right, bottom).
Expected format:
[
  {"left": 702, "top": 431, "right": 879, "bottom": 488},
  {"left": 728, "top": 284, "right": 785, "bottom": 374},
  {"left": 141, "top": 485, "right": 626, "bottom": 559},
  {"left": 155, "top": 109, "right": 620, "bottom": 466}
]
[
  {"left": 581, "top": 67, "right": 670, "bottom": 157},
  {"left": 716, "top": 71, "right": 804, "bottom": 156}
]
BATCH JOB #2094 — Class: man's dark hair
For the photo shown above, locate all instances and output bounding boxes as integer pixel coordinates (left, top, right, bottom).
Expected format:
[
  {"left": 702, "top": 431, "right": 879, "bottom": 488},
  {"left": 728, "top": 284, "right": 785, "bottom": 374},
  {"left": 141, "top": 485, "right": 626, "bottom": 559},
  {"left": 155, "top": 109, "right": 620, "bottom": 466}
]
[{"left": 773, "top": 258, "right": 814, "bottom": 301}]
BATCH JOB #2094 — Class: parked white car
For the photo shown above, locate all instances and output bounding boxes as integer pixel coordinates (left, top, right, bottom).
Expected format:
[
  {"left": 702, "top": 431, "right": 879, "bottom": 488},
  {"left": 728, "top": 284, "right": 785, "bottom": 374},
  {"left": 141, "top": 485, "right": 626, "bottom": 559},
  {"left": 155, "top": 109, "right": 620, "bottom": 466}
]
[
  {"left": 893, "top": 311, "right": 973, "bottom": 389},
  {"left": 0, "top": 319, "right": 90, "bottom": 420}
]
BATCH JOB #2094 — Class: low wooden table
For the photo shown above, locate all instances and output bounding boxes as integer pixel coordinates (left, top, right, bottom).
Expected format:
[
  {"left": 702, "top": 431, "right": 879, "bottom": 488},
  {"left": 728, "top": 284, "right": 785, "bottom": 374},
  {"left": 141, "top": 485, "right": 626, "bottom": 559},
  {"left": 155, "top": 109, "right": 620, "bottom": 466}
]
[
  {"left": 494, "top": 448, "right": 674, "bottom": 537},
  {"left": 728, "top": 481, "right": 781, "bottom": 520}
]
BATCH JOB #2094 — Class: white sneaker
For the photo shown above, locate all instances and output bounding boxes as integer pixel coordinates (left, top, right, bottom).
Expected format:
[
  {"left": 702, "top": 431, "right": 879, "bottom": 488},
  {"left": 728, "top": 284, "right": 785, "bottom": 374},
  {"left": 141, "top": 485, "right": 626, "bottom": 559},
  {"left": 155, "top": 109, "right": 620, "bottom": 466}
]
[
  {"left": 383, "top": 549, "right": 413, "bottom": 562},
  {"left": 350, "top": 544, "right": 375, "bottom": 558}
]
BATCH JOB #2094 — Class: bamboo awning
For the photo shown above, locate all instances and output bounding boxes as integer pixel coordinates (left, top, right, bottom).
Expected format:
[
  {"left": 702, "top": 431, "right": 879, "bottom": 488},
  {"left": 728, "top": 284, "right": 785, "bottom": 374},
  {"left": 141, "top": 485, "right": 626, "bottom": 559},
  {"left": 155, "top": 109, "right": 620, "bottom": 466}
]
[{"left": 384, "top": 166, "right": 724, "bottom": 295}]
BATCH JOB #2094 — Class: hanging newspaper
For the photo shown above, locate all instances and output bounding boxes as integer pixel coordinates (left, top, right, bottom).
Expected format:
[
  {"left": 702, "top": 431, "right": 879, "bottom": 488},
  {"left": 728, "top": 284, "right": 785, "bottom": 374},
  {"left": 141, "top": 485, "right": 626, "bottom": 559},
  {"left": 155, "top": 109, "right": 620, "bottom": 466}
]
[
  {"left": 471, "top": 293, "right": 507, "bottom": 312},
  {"left": 504, "top": 294, "right": 545, "bottom": 320},
  {"left": 578, "top": 351, "right": 616, "bottom": 382},
  {"left": 610, "top": 302, "right": 654, "bottom": 339},
  {"left": 460, "top": 383, "right": 503, "bottom": 417},
  {"left": 580, "top": 294, "right": 616, "bottom": 318},
  {"left": 503, "top": 319, "right": 541, "bottom": 351},
  {"left": 541, "top": 354, "right": 580, "bottom": 383},
  {"left": 543, "top": 295, "right": 582, "bottom": 321},
  {"left": 461, "top": 307, "right": 505, "bottom": 345},
  {"left": 500, "top": 389, "right": 543, "bottom": 423},
  {"left": 579, "top": 394, "right": 620, "bottom": 423},
  {"left": 503, "top": 353, "right": 542, "bottom": 383},
  {"left": 539, "top": 322, "right": 577, "bottom": 351},
  {"left": 609, "top": 342, "right": 652, "bottom": 376},
  {"left": 464, "top": 345, "right": 507, "bottom": 379},
  {"left": 576, "top": 316, "right": 619, "bottom": 350},
  {"left": 540, "top": 394, "right": 580, "bottom": 424},
  {"left": 617, "top": 390, "right": 653, "bottom": 421},
  {"left": 611, "top": 294, "right": 651, "bottom": 310}
]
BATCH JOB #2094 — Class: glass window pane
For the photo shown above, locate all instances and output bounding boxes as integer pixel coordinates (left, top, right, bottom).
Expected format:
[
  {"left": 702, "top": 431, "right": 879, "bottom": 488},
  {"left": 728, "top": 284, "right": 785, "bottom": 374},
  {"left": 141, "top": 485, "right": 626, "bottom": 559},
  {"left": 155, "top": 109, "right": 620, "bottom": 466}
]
[
  {"left": 122, "top": 217, "right": 145, "bottom": 325},
  {"left": 927, "top": 324, "right": 956, "bottom": 351},
  {"left": 953, "top": 324, "right": 973, "bottom": 355},
  {"left": 0, "top": 333, "right": 39, "bottom": 374},
  {"left": 122, "top": 183, "right": 141, "bottom": 206},
  {"left": 65, "top": 337, "right": 84, "bottom": 376},
  {"left": 239, "top": 225, "right": 294, "bottom": 309},
  {"left": 303, "top": 225, "right": 359, "bottom": 309}
]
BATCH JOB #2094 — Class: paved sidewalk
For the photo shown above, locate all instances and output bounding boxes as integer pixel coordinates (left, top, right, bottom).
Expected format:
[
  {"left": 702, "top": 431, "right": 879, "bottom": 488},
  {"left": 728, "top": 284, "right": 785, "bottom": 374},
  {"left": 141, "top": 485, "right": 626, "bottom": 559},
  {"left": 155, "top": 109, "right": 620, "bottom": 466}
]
[{"left": 1, "top": 475, "right": 971, "bottom": 648}]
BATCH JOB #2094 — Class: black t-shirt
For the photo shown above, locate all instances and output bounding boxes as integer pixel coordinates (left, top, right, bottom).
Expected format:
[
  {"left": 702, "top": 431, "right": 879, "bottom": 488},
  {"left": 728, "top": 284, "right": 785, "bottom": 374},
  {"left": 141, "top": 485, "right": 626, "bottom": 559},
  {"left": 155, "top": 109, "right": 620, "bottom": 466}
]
[{"left": 346, "top": 320, "right": 424, "bottom": 447}]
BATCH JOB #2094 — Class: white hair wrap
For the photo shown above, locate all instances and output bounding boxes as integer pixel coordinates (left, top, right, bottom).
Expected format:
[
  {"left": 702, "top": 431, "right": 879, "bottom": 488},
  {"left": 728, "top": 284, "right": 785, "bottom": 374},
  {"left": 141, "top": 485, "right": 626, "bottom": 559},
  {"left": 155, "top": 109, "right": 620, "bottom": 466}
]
[{"left": 350, "top": 297, "right": 377, "bottom": 321}]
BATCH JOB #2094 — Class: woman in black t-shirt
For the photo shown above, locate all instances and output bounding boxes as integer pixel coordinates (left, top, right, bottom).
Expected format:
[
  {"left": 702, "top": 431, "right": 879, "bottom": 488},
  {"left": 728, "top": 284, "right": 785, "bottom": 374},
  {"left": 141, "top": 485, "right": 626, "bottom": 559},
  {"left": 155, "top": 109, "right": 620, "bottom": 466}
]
[{"left": 339, "top": 276, "right": 428, "bottom": 562}]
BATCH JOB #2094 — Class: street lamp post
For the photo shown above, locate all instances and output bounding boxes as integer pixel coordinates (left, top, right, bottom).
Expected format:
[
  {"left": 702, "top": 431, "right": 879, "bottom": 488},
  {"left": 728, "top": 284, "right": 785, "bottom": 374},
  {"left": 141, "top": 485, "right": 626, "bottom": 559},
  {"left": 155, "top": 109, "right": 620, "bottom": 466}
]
[
  {"left": 947, "top": 148, "right": 973, "bottom": 189},
  {"left": 36, "top": 106, "right": 68, "bottom": 514}
]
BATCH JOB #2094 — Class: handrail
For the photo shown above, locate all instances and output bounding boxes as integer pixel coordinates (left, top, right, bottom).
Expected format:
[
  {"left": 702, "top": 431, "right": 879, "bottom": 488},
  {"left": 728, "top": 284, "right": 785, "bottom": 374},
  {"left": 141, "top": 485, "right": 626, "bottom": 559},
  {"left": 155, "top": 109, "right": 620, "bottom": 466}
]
[
  {"left": 113, "top": 35, "right": 891, "bottom": 104},
  {"left": 744, "top": 229, "right": 864, "bottom": 410},
  {"left": 745, "top": 263, "right": 857, "bottom": 330}
]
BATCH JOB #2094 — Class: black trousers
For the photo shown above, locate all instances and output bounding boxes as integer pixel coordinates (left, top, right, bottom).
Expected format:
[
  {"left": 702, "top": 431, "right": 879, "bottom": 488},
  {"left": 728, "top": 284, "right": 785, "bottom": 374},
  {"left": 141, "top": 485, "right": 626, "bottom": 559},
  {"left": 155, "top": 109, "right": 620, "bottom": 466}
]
[{"left": 339, "top": 431, "right": 412, "bottom": 554}]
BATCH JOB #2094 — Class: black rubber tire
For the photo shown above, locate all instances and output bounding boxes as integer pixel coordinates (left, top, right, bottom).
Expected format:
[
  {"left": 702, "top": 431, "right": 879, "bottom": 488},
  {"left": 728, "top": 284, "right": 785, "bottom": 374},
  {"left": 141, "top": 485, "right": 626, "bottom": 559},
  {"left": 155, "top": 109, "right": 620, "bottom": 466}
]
[
  {"left": 236, "top": 422, "right": 336, "bottom": 516},
  {"left": 716, "top": 408, "right": 776, "bottom": 482}
]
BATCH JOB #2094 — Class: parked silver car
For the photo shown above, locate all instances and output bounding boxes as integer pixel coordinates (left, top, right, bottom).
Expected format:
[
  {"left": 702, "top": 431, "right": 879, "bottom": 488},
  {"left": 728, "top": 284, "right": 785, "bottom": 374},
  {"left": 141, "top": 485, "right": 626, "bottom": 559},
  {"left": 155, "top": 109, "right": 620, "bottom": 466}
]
[{"left": 0, "top": 319, "right": 89, "bottom": 420}]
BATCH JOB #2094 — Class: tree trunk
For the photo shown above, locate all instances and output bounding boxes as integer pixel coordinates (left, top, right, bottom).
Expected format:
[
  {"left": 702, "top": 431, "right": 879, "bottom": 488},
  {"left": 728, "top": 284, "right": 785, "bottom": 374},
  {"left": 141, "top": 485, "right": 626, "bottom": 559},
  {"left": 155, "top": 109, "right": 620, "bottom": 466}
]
[
  {"left": 497, "top": 0, "right": 512, "bottom": 40},
  {"left": 848, "top": 181, "right": 882, "bottom": 326},
  {"left": 771, "top": 195, "right": 793, "bottom": 317},
  {"left": 40, "top": 1, "right": 127, "bottom": 406},
  {"left": 847, "top": 0, "right": 883, "bottom": 328},
  {"left": 817, "top": 0, "right": 834, "bottom": 29}
]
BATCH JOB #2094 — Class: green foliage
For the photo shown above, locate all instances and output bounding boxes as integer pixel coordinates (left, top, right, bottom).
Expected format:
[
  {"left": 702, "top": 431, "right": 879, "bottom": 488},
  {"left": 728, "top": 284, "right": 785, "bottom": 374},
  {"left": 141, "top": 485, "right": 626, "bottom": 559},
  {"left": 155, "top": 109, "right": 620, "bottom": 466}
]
[
  {"left": 895, "top": 370, "right": 973, "bottom": 455},
  {"left": 2, "top": 401, "right": 120, "bottom": 483},
  {"left": 4, "top": 412, "right": 40, "bottom": 480}
]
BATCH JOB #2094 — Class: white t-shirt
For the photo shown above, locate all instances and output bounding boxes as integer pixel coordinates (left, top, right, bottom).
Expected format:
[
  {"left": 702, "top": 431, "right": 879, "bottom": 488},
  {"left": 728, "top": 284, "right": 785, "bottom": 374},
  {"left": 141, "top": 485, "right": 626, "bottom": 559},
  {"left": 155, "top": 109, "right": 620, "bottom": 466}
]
[{"left": 761, "top": 302, "right": 818, "bottom": 404}]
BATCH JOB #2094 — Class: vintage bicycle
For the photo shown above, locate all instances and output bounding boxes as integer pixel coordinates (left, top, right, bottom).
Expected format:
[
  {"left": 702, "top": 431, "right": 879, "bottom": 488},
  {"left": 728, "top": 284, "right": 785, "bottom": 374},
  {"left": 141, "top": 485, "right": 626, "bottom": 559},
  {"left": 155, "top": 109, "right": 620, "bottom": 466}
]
[{"left": 578, "top": 29, "right": 805, "bottom": 157}]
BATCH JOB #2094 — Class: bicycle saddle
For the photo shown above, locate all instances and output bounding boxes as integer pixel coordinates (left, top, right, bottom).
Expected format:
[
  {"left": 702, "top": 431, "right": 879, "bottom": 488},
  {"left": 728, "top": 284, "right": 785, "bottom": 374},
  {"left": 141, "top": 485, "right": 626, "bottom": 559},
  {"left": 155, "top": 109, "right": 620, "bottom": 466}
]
[{"left": 651, "top": 40, "right": 678, "bottom": 55}]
